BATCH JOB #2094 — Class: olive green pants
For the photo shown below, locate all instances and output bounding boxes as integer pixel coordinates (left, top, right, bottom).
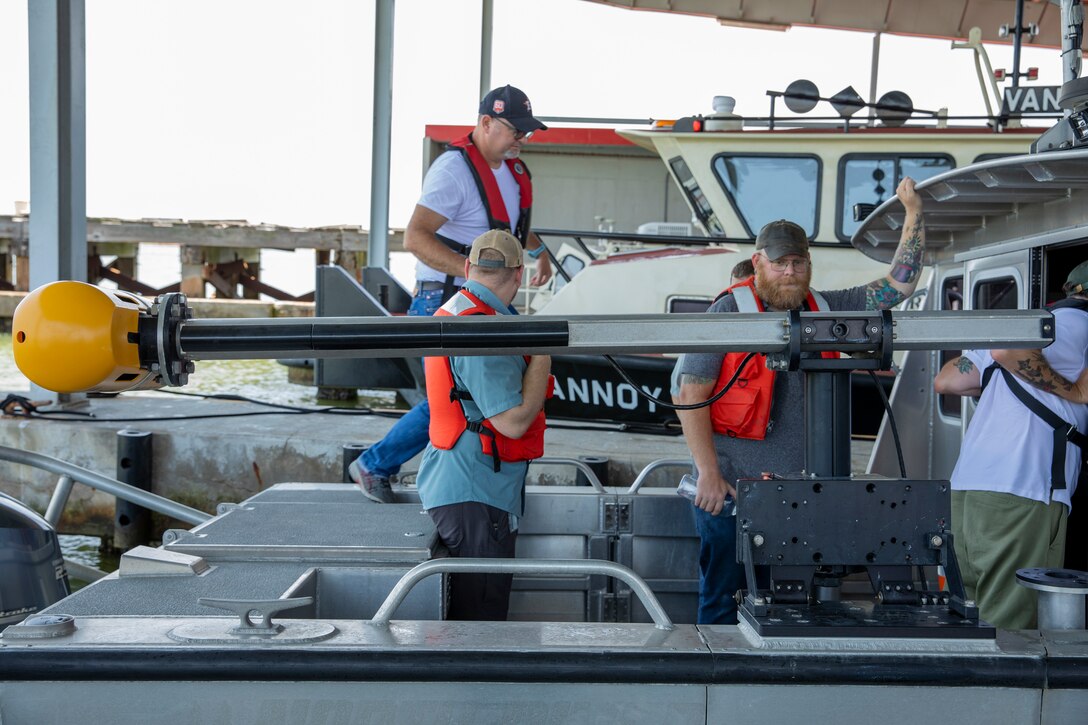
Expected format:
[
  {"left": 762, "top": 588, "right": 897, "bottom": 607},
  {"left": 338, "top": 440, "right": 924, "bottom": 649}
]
[{"left": 951, "top": 489, "right": 1067, "bottom": 630}]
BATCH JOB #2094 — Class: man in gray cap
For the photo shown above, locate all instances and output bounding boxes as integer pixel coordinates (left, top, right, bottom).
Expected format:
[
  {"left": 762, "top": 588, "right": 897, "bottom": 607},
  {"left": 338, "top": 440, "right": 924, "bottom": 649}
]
[
  {"left": 935, "top": 261, "right": 1088, "bottom": 629},
  {"left": 673, "top": 177, "right": 925, "bottom": 624}
]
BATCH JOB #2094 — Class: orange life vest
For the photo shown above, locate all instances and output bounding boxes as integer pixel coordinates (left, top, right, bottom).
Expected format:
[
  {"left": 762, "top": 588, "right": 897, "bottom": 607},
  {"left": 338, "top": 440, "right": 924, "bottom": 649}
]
[
  {"left": 424, "top": 289, "right": 549, "bottom": 471},
  {"left": 709, "top": 276, "right": 836, "bottom": 440},
  {"left": 447, "top": 134, "right": 533, "bottom": 245}
]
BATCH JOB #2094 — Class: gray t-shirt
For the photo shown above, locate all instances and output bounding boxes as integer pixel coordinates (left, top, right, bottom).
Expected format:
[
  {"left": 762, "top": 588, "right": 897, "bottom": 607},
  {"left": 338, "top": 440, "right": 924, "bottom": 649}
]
[{"left": 676, "top": 286, "right": 867, "bottom": 483}]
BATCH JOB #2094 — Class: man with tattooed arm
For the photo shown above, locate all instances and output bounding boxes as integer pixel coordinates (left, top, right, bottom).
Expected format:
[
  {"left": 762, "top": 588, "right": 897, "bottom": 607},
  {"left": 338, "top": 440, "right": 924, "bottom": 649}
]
[
  {"left": 673, "top": 177, "right": 925, "bottom": 624},
  {"left": 934, "top": 261, "right": 1088, "bottom": 629}
]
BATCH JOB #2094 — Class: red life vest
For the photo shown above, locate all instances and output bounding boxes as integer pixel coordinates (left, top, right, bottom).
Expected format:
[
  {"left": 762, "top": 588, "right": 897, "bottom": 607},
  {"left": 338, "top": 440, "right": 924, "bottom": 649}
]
[
  {"left": 709, "top": 276, "right": 836, "bottom": 440},
  {"left": 447, "top": 134, "right": 533, "bottom": 244},
  {"left": 424, "top": 288, "right": 549, "bottom": 472}
]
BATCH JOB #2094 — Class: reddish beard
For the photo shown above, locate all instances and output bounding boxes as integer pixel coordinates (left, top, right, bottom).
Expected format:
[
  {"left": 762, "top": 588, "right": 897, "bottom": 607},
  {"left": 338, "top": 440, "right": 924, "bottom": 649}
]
[{"left": 754, "top": 264, "right": 813, "bottom": 310}]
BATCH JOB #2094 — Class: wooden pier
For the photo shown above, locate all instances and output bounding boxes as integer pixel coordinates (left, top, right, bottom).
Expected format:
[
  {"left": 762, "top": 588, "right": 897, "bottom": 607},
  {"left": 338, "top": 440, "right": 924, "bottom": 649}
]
[{"left": 0, "top": 214, "right": 405, "bottom": 300}]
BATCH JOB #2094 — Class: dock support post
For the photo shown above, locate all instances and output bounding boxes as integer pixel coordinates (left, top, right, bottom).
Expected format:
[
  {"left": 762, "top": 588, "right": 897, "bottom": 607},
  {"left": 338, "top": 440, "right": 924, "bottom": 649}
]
[
  {"left": 343, "top": 444, "right": 368, "bottom": 483},
  {"left": 577, "top": 456, "right": 610, "bottom": 488},
  {"left": 180, "top": 245, "right": 205, "bottom": 297},
  {"left": 115, "top": 430, "right": 153, "bottom": 550}
]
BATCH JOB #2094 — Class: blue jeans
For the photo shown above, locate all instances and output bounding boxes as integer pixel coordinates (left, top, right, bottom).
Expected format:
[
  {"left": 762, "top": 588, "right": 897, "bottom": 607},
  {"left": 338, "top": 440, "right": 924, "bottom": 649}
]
[
  {"left": 359, "top": 287, "right": 445, "bottom": 478},
  {"left": 693, "top": 502, "right": 744, "bottom": 624}
]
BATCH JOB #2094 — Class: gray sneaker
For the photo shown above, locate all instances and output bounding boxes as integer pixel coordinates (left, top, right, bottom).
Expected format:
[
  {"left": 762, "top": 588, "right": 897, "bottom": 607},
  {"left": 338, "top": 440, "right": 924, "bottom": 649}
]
[{"left": 348, "top": 458, "right": 394, "bottom": 503}]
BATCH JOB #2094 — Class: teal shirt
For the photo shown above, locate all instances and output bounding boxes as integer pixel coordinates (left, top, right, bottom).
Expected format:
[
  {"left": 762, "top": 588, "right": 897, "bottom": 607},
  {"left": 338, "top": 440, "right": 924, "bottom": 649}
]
[{"left": 416, "top": 280, "right": 530, "bottom": 518}]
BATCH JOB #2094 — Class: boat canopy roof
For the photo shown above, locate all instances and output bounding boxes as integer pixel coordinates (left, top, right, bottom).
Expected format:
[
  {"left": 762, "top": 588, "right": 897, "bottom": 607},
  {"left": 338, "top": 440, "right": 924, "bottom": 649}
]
[
  {"left": 585, "top": 0, "right": 1084, "bottom": 50},
  {"left": 851, "top": 147, "right": 1088, "bottom": 264}
]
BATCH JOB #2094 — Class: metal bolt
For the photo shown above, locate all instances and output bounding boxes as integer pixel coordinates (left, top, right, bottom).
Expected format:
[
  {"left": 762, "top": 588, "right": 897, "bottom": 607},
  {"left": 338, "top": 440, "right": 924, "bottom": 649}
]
[
  {"left": 930, "top": 535, "right": 944, "bottom": 548},
  {"left": 752, "top": 534, "right": 765, "bottom": 547},
  {"left": 870, "top": 326, "right": 879, "bottom": 334},
  {"left": 964, "top": 599, "right": 976, "bottom": 608},
  {"left": 804, "top": 326, "right": 814, "bottom": 334}
]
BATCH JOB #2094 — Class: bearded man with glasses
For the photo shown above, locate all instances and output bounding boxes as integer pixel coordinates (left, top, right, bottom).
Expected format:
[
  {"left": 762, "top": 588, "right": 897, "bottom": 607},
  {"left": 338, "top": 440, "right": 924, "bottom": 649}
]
[
  {"left": 673, "top": 177, "right": 925, "bottom": 625},
  {"left": 347, "top": 85, "right": 552, "bottom": 503}
]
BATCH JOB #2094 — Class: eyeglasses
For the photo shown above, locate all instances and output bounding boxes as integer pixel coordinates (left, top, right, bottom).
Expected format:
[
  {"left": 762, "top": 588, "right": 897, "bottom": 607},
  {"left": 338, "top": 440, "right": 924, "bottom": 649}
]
[
  {"left": 761, "top": 254, "right": 810, "bottom": 272},
  {"left": 494, "top": 117, "right": 534, "bottom": 141}
]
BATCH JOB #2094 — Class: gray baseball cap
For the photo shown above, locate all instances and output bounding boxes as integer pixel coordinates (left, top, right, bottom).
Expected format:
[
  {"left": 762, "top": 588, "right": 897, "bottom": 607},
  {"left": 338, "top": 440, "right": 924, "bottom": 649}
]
[
  {"left": 1064, "top": 259, "right": 1088, "bottom": 296},
  {"left": 755, "top": 220, "right": 809, "bottom": 260}
]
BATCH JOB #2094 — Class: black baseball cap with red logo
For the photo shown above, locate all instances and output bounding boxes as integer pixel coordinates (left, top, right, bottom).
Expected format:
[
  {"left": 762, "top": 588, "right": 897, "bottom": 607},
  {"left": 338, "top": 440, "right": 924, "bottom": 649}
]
[{"left": 479, "top": 85, "right": 548, "bottom": 134}]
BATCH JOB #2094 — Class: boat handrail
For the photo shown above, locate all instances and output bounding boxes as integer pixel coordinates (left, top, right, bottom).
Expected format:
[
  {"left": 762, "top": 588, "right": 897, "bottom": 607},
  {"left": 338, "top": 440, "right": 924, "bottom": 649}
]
[
  {"left": 530, "top": 457, "right": 607, "bottom": 492},
  {"left": 0, "top": 445, "right": 211, "bottom": 527},
  {"left": 370, "top": 557, "right": 674, "bottom": 630},
  {"left": 625, "top": 458, "right": 691, "bottom": 494}
]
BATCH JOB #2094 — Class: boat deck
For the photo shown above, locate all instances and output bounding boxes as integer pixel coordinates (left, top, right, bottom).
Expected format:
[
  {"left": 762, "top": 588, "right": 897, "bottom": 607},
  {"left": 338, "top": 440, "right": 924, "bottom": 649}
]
[{"left": 0, "top": 392, "right": 720, "bottom": 536}]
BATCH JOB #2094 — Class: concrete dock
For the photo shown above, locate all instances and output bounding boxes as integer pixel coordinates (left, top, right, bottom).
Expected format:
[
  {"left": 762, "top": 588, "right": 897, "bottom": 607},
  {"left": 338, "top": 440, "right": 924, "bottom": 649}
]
[
  {"left": 0, "top": 389, "right": 876, "bottom": 540},
  {"left": 0, "top": 392, "right": 687, "bottom": 537}
]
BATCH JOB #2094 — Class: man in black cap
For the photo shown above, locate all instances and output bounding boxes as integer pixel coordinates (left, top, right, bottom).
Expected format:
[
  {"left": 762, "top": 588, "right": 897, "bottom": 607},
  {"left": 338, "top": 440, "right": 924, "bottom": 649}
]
[
  {"left": 673, "top": 177, "right": 925, "bottom": 624},
  {"left": 349, "top": 85, "right": 552, "bottom": 503}
]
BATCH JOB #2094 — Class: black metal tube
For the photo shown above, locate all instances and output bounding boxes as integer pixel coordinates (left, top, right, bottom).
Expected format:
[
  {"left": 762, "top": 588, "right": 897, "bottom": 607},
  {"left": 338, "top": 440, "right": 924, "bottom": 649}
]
[
  {"left": 804, "top": 371, "right": 852, "bottom": 477},
  {"left": 177, "top": 318, "right": 571, "bottom": 357},
  {"left": 115, "top": 430, "right": 153, "bottom": 550}
]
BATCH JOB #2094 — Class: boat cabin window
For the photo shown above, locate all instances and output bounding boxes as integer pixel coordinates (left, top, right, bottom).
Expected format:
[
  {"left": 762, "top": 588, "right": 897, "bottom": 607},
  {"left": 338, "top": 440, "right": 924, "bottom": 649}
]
[
  {"left": 711, "top": 154, "right": 820, "bottom": 238},
  {"left": 668, "top": 156, "right": 725, "bottom": 236},
  {"left": 837, "top": 154, "right": 954, "bottom": 241},
  {"left": 973, "top": 276, "right": 1018, "bottom": 310},
  {"left": 552, "top": 254, "right": 586, "bottom": 293},
  {"left": 938, "top": 275, "right": 965, "bottom": 419},
  {"left": 668, "top": 296, "right": 713, "bottom": 313}
]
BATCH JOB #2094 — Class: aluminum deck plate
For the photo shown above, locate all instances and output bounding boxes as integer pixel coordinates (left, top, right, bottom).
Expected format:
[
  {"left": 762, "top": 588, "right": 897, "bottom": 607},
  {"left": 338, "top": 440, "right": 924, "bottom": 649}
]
[{"left": 166, "top": 497, "right": 438, "bottom": 561}]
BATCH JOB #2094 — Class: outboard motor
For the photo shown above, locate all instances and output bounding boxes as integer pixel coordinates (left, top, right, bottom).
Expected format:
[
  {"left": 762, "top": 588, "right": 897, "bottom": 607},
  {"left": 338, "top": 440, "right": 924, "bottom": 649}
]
[{"left": 0, "top": 492, "right": 70, "bottom": 630}]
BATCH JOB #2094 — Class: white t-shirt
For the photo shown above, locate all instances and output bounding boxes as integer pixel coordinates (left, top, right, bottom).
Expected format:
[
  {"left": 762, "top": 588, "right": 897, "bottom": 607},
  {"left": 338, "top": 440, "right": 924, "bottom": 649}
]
[
  {"left": 950, "top": 306, "right": 1088, "bottom": 508},
  {"left": 413, "top": 150, "right": 523, "bottom": 284}
]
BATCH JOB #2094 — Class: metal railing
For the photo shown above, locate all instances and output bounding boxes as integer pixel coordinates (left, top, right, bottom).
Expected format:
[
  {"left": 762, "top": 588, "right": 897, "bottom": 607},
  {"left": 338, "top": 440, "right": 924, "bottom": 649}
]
[
  {"left": 403, "top": 457, "right": 691, "bottom": 495},
  {"left": 371, "top": 557, "right": 674, "bottom": 630},
  {"left": 625, "top": 458, "right": 690, "bottom": 494},
  {"left": 0, "top": 445, "right": 211, "bottom": 527},
  {"left": 530, "top": 457, "right": 607, "bottom": 492}
]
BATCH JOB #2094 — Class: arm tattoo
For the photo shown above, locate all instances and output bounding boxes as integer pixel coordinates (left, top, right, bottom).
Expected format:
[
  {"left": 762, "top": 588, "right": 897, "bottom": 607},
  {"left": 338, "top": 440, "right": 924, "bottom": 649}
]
[
  {"left": 681, "top": 373, "right": 717, "bottom": 387},
  {"left": 864, "top": 278, "right": 906, "bottom": 310},
  {"left": 1013, "top": 351, "right": 1075, "bottom": 395},
  {"left": 955, "top": 356, "right": 975, "bottom": 374},
  {"left": 890, "top": 217, "right": 924, "bottom": 284}
]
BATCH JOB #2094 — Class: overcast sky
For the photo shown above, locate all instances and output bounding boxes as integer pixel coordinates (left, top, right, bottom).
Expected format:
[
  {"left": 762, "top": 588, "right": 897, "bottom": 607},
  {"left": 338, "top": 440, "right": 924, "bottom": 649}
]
[{"left": 0, "top": 0, "right": 1067, "bottom": 230}]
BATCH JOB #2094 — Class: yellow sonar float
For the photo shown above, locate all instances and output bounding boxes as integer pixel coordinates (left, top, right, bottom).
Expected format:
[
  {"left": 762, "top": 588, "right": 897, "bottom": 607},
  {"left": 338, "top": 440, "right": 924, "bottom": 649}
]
[{"left": 12, "top": 281, "right": 167, "bottom": 393}]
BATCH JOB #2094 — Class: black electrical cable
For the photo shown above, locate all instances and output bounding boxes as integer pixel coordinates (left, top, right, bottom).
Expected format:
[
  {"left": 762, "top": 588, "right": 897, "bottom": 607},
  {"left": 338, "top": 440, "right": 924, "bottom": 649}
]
[
  {"left": 602, "top": 352, "right": 758, "bottom": 411},
  {"left": 154, "top": 389, "right": 405, "bottom": 417},
  {"left": 868, "top": 370, "right": 907, "bottom": 478},
  {"left": 545, "top": 421, "right": 683, "bottom": 437},
  {"left": 14, "top": 352, "right": 754, "bottom": 426},
  {"left": 6, "top": 389, "right": 409, "bottom": 424}
]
